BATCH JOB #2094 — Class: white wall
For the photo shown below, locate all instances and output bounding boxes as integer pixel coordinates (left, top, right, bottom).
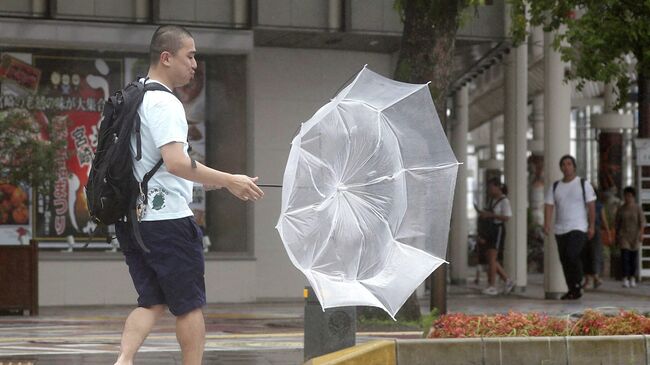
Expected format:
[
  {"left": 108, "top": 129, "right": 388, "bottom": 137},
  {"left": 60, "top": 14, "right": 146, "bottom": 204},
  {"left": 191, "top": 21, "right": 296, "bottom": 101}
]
[
  {"left": 39, "top": 257, "right": 256, "bottom": 306},
  {"left": 251, "top": 47, "right": 395, "bottom": 299}
]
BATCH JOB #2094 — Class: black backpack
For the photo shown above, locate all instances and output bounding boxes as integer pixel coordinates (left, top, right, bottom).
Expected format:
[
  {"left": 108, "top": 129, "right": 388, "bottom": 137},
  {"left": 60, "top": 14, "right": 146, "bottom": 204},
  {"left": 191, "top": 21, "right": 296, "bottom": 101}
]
[
  {"left": 85, "top": 78, "right": 172, "bottom": 252},
  {"left": 477, "top": 196, "right": 506, "bottom": 244}
]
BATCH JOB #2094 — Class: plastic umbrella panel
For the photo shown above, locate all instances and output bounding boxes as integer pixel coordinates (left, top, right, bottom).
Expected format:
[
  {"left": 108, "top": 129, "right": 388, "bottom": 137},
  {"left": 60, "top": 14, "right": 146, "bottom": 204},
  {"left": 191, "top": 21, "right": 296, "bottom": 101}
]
[{"left": 277, "top": 67, "right": 459, "bottom": 318}]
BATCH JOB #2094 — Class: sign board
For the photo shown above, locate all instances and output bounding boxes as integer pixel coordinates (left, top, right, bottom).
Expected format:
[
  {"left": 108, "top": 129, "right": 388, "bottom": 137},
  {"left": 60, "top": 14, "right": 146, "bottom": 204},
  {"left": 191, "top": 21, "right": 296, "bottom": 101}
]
[{"left": 635, "top": 139, "right": 650, "bottom": 166}]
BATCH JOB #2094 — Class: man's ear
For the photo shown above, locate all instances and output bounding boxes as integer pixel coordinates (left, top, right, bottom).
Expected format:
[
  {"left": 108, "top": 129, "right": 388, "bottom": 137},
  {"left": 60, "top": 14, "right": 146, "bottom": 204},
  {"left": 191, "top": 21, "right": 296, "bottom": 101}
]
[{"left": 160, "top": 51, "right": 172, "bottom": 66}]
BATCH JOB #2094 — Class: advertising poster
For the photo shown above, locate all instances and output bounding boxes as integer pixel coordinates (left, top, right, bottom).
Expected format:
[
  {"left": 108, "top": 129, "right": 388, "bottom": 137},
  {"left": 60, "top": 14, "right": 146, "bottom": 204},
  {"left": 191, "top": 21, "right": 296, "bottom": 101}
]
[{"left": 29, "top": 55, "right": 123, "bottom": 240}]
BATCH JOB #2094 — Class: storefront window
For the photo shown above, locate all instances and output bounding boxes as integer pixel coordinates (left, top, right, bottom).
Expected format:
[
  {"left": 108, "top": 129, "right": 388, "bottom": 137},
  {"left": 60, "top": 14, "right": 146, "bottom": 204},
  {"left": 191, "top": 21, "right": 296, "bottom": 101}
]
[{"left": 0, "top": 50, "right": 249, "bottom": 253}]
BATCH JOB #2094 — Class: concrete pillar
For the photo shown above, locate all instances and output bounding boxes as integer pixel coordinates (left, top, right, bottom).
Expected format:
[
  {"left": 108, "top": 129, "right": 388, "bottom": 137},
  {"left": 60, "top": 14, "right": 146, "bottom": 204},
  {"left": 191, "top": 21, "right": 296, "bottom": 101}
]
[
  {"left": 543, "top": 29, "right": 571, "bottom": 299},
  {"left": 504, "top": 42, "right": 528, "bottom": 290},
  {"left": 233, "top": 0, "right": 250, "bottom": 28},
  {"left": 134, "top": 0, "right": 149, "bottom": 22},
  {"left": 328, "top": 0, "right": 343, "bottom": 31},
  {"left": 490, "top": 120, "right": 498, "bottom": 159},
  {"left": 530, "top": 26, "right": 544, "bottom": 60},
  {"left": 31, "top": 0, "right": 47, "bottom": 16},
  {"left": 450, "top": 85, "right": 469, "bottom": 285},
  {"left": 479, "top": 120, "right": 503, "bottom": 202},
  {"left": 530, "top": 96, "right": 544, "bottom": 154}
]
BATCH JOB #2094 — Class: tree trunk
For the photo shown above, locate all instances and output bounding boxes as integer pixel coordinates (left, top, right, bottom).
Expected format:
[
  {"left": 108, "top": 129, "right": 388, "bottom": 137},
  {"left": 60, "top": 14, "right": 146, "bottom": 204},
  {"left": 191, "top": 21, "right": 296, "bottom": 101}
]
[
  {"left": 358, "top": 0, "right": 463, "bottom": 323},
  {"left": 361, "top": 0, "right": 462, "bottom": 322},
  {"left": 393, "top": 0, "right": 463, "bottom": 129}
]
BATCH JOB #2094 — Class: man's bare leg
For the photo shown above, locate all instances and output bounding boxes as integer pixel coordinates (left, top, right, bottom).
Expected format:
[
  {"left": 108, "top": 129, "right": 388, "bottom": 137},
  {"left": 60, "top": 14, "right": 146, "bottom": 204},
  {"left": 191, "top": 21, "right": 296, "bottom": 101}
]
[
  {"left": 114, "top": 305, "right": 166, "bottom": 365},
  {"left": 176, "top": 307, "right": 205, "bottom": 365}
]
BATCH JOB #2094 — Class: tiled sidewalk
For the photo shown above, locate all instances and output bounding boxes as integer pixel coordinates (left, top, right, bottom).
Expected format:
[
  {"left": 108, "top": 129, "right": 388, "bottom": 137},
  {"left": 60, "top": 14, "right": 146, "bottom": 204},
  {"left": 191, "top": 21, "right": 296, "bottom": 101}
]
[{"left": 1, "top": 273, "right": 649, "bottom": 364}]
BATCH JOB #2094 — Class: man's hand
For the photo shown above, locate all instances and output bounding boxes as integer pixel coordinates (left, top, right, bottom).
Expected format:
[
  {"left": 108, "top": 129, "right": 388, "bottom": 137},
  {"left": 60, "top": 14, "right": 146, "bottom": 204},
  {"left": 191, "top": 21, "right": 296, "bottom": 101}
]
[
  {"left": 226, "top": 175, "right": 264, "bottom": 201},
  {"left": 587, "top": 226, "right": 595, "bottom": 240},
  {"left": 544, "top": 204, "right": 554, "bottom": 238}
]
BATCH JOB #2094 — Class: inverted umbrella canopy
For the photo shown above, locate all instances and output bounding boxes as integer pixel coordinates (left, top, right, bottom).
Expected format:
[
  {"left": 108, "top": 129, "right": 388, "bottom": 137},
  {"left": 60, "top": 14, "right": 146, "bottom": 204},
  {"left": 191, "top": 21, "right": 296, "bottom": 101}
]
[{"left": 276, "top": 67, "right": 459, "bottom": 318}]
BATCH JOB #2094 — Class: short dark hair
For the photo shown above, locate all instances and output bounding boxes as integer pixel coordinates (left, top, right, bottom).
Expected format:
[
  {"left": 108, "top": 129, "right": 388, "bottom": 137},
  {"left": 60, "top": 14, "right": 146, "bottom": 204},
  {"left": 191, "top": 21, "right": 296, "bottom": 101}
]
[
  {"left": 487, "top": 177, "right": 508, "bottom": 194},
  {"left": 559, "top": 154, "right": 577, "bottom": 168},
  {"left": 487, "top": 177, "right": 502, "bottom": 187},
  {"left": 149, "top": 25, "right": 193, "bottom": 65},
  {"left": 623, "top": 186, "right": 636, "bottom": 197}
]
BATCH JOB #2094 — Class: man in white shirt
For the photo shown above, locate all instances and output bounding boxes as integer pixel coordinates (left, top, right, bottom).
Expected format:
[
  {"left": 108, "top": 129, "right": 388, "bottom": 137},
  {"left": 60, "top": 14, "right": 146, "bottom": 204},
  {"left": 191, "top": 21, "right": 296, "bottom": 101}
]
[
  {"left": 114, "top": 25, "right": 264, "bottom": 365},
  {"left": 544, "top": 155, "right": 596, "bottom": 300}
]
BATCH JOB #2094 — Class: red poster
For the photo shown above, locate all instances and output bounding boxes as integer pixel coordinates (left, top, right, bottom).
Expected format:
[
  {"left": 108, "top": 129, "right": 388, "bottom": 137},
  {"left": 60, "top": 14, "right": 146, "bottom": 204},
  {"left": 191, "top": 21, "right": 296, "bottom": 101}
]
[{"left": 28, "top": 56, "right": 123, "bottom": 239}]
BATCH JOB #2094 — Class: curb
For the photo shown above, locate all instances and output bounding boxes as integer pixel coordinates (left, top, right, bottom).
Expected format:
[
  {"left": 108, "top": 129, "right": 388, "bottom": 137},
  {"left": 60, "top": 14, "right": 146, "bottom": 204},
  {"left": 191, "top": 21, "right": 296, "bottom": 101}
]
[
  {"left": 306, "top": 335, "right": 650, "bottom": 365},
  {"left": 305, "top": 340, "right": 396, "bottom": 365}
]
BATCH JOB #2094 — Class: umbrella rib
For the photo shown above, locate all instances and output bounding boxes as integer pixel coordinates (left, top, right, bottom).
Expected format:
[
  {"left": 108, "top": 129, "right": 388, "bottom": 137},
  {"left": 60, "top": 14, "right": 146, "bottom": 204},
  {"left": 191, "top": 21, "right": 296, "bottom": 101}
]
[
  {"left": 310, "top": 196, "right": 341, "bottom": 271},
  {"left": 346, "top": 163, "right": 459, "bottom": 189},
  {"left": 379, "top": 84, "right": 429, "bottom": 112},
  {"left": 281, "top": 192, "right": 336, "bottom": 217},
  {"left": 339, "top": 192, "right": 366, "bottom": 279},
  {"left": 335, "top": 106, "right": 352, "bottom": 185},
  {"left": 298, "top": 147, "right": 337, "bottom": 198},
  {"left": 340, "top": 108, "right": 383, "bottom": 183},
  {"left": 340, "top": 99, "right": 379, "bottom": 112}
]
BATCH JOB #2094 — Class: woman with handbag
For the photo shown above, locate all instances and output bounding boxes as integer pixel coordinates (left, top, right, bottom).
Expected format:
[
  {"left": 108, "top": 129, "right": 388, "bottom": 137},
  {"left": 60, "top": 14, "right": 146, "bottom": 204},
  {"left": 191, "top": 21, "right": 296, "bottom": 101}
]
[
  {"left": 478, "top": 178, "right": 514, "bottom": 295},
  {"left": 615, "top": 186, "right": 646, "bottom": 288}
]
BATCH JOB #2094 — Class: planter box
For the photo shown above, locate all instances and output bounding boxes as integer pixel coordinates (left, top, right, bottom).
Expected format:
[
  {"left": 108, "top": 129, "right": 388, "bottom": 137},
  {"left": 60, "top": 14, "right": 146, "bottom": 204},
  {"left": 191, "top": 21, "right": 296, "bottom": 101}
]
[
  {"left": 0, "top": 239, "right": 38, "bottom": 315},
  {"left": 309, "top": 336, "right": 650, "bottom": 365},
  {"left": 397, "top": 336, "right": 648, "bottom": 365}
]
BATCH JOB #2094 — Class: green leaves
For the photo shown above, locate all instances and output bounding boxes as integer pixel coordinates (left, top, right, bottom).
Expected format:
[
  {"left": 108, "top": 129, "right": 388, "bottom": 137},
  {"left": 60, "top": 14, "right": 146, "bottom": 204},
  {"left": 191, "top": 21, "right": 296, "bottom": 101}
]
[
  {"left": 0, "top": 108, "right": 66, "bottom": 196},
  {"left": 509, "top": 0, "right": 648, "bottom": 107}
]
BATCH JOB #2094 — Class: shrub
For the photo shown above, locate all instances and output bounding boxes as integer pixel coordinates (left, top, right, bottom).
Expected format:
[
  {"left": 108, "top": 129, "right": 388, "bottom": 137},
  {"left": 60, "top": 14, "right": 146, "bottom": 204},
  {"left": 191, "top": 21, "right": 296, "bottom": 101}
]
[{"left": 427, "top": 309, "right": 650, "bottom": 338}]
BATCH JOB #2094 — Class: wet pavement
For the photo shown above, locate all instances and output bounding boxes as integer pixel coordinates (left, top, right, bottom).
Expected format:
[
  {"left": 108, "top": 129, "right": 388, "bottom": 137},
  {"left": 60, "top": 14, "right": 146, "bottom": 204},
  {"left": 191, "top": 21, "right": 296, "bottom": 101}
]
[{"left": 1, "top": 273, "right": 649, "bottom": 364}]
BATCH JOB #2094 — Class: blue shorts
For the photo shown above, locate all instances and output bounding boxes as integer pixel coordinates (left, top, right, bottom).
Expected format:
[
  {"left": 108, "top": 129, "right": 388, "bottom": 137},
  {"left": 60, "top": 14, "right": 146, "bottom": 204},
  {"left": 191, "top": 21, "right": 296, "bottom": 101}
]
[{"left": 115, "top": 217, "right": 206, "bottom": 316}]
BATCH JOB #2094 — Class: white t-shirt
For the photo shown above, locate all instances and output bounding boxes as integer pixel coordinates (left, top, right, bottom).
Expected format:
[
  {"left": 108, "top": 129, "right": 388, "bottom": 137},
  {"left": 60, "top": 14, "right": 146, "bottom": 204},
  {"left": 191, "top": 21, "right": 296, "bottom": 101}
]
[
  {"left": 130, "top": 79, "right": 193, "bottom": 221},
  {"left": 491, "top": 197, "right": 512, "bottom": 224},
  {"left": 544, "top": 177, "right": 596, "bottom": 234}
]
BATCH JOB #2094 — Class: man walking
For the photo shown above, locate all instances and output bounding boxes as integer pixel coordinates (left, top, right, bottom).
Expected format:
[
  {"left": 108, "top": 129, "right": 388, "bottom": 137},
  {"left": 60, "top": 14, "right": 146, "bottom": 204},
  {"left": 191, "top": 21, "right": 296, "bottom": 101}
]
[
  {"left": 544, "top": 155, "right": 595, "bottom": 300},
  {"left": 114, "top": 25, "right": 264, "bottom": 365}
]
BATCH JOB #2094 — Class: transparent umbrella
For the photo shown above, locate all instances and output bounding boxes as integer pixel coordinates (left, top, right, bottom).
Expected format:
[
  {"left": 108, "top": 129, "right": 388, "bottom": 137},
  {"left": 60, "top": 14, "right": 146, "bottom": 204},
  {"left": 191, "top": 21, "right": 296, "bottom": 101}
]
[{"left": 276, "top": 67, "right": 459, "bottom": 318}]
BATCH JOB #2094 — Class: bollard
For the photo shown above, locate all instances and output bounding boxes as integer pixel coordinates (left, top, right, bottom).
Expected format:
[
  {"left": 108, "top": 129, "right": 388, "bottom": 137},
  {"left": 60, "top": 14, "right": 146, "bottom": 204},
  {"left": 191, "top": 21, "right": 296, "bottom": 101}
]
[{"left": 303, "top": 286, "right": 356, "bottom": 362}]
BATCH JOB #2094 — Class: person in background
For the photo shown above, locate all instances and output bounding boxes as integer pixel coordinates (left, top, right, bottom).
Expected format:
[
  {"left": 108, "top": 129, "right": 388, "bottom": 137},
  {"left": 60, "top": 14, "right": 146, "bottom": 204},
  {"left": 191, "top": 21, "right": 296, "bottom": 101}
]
[
  {"left": 582, "top": 188, "right": 611, "bottom": 289},
  {"left": 615, "top": 186, "right": 645, "bottom": 288},
  {"left": 544, "top": 155, "right": 596, "bottom": 300},
  {"left": 479, "top": 178, "right": 514, "bottom": 295}
]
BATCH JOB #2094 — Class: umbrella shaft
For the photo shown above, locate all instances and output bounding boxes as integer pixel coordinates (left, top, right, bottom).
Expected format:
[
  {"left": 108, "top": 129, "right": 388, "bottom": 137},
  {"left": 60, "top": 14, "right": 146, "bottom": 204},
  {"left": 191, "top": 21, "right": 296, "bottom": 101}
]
[{"left": 257, "top": 184, "right": 282, "bottom": 188}]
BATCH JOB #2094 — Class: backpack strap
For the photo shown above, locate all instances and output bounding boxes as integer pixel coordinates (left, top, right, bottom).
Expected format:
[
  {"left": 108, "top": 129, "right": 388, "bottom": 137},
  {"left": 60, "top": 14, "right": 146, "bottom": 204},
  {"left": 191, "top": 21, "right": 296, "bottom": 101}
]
[
  {"left": 489, "top": 196, "right": 506, "bottom": 211},
  {"left": 138, "top": 80, "right": 198, "bottom": 169},
  {"left": 133, "top": 81, "right": 175, "bottom": 161},
  {"left": 129, "top": 209, "right": 150, "bottom": 253},
  {"left": 553, "top": 178, "right": 587, "bottom": 205},
  {"left": 140, "top": 158, "right": 164, "bottom": 207}
]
